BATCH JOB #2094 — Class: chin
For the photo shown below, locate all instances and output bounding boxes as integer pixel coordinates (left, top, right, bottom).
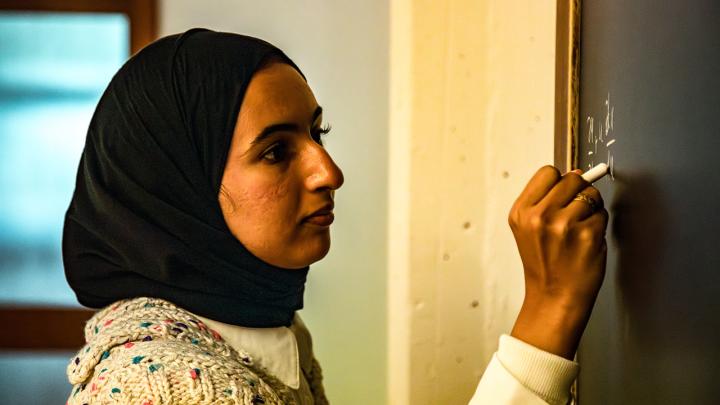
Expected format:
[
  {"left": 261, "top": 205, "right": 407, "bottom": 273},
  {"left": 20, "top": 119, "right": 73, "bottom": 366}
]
[
  {"left": 309, "top": 245, "right": 331, "bottom": 265},
  {"left": 292, "top": 236, "right": 331, "bottom": 268}
]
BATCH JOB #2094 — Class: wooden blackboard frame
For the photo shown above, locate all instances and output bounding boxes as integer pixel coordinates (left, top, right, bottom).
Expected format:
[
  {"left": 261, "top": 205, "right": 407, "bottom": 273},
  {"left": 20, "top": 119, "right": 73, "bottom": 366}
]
[
  {"left": 555, "top": 1, "right": 582, "bottom": 403},
  {"left": 554, "top": 0, "right": 581, "bottom": 174}
]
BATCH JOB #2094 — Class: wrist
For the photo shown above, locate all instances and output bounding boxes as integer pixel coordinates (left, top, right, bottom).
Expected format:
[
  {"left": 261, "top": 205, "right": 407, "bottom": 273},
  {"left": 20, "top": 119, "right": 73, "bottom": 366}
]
[{"left": 510, "top": 296, "right": 594, "bottom": 359}]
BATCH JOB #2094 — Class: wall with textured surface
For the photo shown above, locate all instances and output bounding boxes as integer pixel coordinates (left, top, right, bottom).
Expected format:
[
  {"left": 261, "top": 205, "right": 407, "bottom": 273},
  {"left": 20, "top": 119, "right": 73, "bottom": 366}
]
[{"left": 388, "top": 1, "right": 556, "bottom": 403}]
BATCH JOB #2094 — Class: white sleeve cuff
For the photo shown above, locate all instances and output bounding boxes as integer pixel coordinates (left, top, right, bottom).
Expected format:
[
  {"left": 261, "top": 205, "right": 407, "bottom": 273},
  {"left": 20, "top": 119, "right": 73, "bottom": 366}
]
[{"left": 496, "top": 334, "right": 580, "bottom": 405}]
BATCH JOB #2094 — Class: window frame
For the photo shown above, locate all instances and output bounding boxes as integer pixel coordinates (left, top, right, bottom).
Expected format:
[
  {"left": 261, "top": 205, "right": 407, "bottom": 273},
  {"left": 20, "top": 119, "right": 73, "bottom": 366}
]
[
  {"left": 0, "top": 0, "right": 157, "bottom": 55},
  {"left": 0, "top": 0, "right": 157, "bottom": 351}
]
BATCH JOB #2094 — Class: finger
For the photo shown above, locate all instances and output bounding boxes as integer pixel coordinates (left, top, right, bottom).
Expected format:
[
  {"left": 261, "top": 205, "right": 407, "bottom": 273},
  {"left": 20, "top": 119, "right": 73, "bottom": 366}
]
[
  {"left": 516, "top": 165, "right": 561, "bottom": 206},
  {"left": 565, "top": 185, "right": 605, "bottom": 220},
  {"left": 578, "top": 208, "right": 610, "bottom": 244},
  {"left": 538, "top": 171, "right": 589, "bottom": 209}
]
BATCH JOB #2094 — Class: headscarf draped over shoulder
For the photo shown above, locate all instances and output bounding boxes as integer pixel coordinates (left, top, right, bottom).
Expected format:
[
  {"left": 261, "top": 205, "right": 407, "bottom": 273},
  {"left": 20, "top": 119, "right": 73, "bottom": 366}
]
[{"left": 63, "top": 28, "right": 308, "bottom": 327}]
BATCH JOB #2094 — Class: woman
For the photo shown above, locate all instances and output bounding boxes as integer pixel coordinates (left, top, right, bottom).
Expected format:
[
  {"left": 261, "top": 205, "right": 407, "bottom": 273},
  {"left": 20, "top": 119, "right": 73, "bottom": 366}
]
[{"left": 64, "top": 29, "right": 607, "bottom": 404}]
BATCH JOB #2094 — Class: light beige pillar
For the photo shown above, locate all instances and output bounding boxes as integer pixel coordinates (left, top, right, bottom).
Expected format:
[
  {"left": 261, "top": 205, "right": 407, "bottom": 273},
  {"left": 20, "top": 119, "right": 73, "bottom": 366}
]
[{"left": 387, "top": 1, "right": 557, "bottom": 403}]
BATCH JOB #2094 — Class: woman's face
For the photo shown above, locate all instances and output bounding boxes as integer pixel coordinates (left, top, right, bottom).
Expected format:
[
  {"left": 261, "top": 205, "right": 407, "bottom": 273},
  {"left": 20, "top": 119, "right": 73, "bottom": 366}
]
[{"left": 219, "top": 62, "right": 344, "bottom": 269}]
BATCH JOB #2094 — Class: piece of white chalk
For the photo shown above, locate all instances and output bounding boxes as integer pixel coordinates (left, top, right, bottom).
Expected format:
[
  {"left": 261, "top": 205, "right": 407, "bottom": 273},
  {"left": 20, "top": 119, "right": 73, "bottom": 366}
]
[{"left": 581, "top": 163, "right": 609, "bottom": 183}]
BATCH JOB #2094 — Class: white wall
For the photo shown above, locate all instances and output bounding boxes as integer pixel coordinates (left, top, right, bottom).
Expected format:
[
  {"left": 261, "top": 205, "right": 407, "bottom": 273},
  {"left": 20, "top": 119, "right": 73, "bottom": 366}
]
[
  {"left": 159, "top": 2, "right": 389, "bottom": 404},
  {"left": 388, "top": 1, "right": 557, "bottom": 403}
]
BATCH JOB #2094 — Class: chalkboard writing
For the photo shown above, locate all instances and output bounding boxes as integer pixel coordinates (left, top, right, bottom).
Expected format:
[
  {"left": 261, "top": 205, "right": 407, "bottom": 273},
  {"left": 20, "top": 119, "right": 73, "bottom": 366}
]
[{"left": 585, "top": 93, "right": 615, "bottom": 180}]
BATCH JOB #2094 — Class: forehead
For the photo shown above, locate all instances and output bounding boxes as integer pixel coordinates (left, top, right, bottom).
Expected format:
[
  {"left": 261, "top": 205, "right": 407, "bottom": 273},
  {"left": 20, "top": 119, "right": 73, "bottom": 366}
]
[{"left": 237, "top": 63, "right": 318, "bottom": 132}]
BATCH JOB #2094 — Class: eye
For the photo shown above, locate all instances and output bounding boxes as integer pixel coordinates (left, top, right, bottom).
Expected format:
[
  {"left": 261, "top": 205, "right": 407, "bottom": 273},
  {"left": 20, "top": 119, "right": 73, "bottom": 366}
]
[
  {"left": 261, "top": 141, "right": 288, "bottom": 163},
  {"left": 311, "top": 123, "right": 332, "bottom": 146}
]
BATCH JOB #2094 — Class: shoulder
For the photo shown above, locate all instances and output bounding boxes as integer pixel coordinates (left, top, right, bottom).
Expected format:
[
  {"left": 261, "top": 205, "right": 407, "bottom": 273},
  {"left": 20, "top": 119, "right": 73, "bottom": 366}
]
[{"left": 67, "top": 297, "right": 286, "bottom": 404}]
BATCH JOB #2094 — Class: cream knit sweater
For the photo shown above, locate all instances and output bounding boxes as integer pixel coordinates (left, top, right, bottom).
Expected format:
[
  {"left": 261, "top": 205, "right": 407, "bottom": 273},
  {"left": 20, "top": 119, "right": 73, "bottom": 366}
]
[{"left": 66, "top": 297, "right": 328, "bottom": 404}]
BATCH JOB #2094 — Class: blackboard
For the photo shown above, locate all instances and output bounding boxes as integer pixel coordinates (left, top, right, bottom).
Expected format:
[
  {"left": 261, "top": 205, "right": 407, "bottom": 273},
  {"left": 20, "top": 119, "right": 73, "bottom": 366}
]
[{"left": 575, "top": 1, "right": 720, "bottom": 403}]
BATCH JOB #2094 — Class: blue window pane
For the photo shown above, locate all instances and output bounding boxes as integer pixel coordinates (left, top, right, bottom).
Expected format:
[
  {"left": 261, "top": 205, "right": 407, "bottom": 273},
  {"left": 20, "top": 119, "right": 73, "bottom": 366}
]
[
  {"left": 0, "top": 13, "right": 129, "bottom": 306},
  {"left": 0, "top": 351, "right": 76, "bottom": 403}
]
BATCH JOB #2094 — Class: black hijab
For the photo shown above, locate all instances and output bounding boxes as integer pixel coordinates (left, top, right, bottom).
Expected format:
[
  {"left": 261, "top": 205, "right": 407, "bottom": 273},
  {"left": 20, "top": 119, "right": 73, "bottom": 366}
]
[{"left": 63, "top": 28, "right": 309, "bottom": 327}]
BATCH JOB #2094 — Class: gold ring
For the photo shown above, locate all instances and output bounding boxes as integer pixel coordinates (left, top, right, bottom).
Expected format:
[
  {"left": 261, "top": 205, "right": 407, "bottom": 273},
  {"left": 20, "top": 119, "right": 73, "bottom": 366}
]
[{"left": 573, "top": 192, "right": 599, "bottom": 213}]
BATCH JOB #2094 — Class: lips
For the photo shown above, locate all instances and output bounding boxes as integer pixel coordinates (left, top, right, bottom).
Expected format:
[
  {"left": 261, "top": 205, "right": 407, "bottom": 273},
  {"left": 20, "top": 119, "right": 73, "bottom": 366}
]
[{"left": 304, "top": 203, "right": 334, "bottom": 226}]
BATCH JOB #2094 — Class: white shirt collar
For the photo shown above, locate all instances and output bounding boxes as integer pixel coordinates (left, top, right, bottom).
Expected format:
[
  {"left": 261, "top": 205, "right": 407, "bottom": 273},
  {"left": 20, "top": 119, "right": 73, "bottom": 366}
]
[{"left": 195, "top": 313, "right": 302, "bottom": 389}]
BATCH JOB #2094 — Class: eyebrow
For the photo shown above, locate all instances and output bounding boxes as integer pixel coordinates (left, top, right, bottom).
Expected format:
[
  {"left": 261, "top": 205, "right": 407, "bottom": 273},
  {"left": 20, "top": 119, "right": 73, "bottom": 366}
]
[{"left": 251, "top": 106, "right": 323, "bottom": 146}]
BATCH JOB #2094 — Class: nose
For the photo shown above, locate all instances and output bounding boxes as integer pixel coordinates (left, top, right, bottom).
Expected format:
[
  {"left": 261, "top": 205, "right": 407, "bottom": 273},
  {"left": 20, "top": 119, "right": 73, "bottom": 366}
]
[{"left": 304, "top": 143, "right": 344, "bottom": 193}]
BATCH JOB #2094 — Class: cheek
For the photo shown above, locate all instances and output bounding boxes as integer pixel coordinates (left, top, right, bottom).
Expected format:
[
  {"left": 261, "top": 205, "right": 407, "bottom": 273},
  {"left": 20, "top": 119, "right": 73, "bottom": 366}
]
[
  {"left": 242, "top": 182, "right": 283, "bottom": 211},
  {"left": 231, "top": 175, "right": 298, "bottom": 236},
  {"left": 220, "top": 168, "right": 329, "bottom": 268}
]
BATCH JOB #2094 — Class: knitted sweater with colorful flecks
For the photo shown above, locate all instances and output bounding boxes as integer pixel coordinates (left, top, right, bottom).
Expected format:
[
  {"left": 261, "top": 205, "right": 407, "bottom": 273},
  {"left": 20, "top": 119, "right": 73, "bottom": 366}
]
[{"left": 66, "top": 297, "right": 329, "bottom": 404}]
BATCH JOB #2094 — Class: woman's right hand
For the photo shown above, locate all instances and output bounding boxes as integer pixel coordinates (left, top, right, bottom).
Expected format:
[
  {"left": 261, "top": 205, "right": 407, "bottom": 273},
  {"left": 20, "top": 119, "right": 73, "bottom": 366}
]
[{"left": 507, "top": 165, "right": 609, "bottom": 359}]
